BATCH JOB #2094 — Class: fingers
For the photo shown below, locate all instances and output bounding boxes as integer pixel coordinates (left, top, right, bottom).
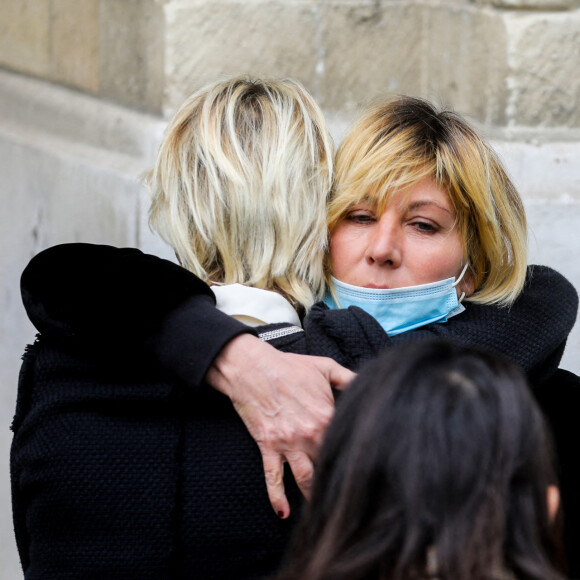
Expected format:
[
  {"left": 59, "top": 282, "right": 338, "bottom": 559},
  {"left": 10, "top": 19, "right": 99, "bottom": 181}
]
[
  {"left": 209, "top": 344, "right": 354, "bottom": 520},
  {"left": 262, "top": 449, "right": 315, "bottom": 518},
  {"left": 262, "top": 449, "right": 290, "bottom": 519},
  {"left": 285, "top": 451, "right": 314, "bottom": 501},
  {"left": 315, "top": 357, "right": 356, "bottom": 391}
]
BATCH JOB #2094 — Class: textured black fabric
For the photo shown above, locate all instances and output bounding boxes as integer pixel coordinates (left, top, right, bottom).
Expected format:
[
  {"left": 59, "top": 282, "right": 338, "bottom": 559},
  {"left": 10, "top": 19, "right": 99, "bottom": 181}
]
[
  {"left": 21, "top": 244, "right": 252, "bottom": 387},
  {"left": 12, "top": 341, "right": 181, "bottom": 579},
  {"left": 14, "top": 244, "right": 579, "bottom": 578},
  {"left": 21, "top": 244, "right": 215, "bottom": 341},
  {"left": 534, "top": 369, "right": 580, "bottom": 579},
  {"left": 19, "top": 245, "right": 578, "bottom": 386},
  {"left": 149, "top": 295, "right": 258, "bottom": 388},
  {"left": 11, "top": 337, "right": 303, "bottom": 580},
  {"left": 389, "top": 264, "right": 578, "bottom": 388}
]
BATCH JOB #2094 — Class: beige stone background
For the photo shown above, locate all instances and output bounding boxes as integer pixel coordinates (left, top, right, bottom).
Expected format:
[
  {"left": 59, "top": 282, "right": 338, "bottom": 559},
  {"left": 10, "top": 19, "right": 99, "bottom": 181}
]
[{"left": 1, "top": 0, "right": 580, "bottom": 576}]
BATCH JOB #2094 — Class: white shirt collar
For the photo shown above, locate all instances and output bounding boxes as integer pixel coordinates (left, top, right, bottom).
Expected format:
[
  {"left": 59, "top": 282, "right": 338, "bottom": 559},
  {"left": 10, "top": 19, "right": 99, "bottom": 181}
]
[{"left": 211, "top": 283, "right": 302, "bottom": 328}]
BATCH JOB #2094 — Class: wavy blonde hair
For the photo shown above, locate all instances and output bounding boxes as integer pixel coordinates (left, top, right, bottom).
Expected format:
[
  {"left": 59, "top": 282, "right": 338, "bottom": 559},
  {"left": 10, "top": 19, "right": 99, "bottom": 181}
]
[
  {"left": 148, "top": 76, "right": 333, "bottom": 311},
  {"left": 329, "top": 96, "right": 527, "bottom": 306}
]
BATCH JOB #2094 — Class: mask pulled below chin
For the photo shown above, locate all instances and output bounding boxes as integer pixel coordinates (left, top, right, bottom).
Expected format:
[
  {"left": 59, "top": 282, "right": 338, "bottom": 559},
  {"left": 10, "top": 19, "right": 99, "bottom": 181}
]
[{"left": 323, "top": 273, "right": 466, "bottom": 336}]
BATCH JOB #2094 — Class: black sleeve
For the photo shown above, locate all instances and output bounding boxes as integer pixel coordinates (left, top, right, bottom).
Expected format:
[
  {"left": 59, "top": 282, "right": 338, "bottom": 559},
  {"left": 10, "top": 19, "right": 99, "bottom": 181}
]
[
  {"left": 146, "top": 294, "right": 258, "bottom": 388},
  {"left": 21, "top": 243, "right": 255, "bottom": 387},
  {"left": 392, "top": 265, "right": 578, "bottom": 384}
]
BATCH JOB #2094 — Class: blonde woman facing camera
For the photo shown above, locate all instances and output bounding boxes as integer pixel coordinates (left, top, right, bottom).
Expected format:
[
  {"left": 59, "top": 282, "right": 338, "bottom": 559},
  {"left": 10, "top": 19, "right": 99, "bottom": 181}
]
[
  {"left": 322, "top": 96, "right": 527, "bottom": 330},
  {"left": 18, "top": 96, "right": 578, "bottom": 571}
]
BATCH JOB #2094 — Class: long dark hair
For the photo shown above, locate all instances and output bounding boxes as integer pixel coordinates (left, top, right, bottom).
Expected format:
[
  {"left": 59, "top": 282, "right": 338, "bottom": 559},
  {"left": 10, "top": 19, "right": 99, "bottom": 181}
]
[{"left": 278, "top": 340, "right": 564, "bottom": 580}]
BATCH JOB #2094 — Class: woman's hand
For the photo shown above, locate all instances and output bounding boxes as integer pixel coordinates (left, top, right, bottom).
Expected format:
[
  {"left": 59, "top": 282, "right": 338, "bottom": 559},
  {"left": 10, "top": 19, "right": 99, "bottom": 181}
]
[{"left": 206, "top": 334, "right": 355, "bottom": 518}]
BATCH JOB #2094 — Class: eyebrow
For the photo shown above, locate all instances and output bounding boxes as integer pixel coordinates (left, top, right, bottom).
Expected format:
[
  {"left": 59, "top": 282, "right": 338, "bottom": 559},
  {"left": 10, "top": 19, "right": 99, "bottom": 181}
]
[{"left": 406, "top": 200, "right": 453, "bottom": 215}]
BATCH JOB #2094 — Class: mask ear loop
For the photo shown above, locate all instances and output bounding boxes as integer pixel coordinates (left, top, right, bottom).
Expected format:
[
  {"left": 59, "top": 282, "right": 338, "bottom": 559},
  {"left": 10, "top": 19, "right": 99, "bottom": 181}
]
[{"left": 452, "top": 263, "right": 470, "bottom": 303}]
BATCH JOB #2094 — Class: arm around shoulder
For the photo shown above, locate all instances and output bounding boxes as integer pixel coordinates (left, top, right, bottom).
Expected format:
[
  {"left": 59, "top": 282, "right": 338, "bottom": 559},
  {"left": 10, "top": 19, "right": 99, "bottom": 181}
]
[{"left": 21, "top": 243, "right": 216, "bottom": 341}]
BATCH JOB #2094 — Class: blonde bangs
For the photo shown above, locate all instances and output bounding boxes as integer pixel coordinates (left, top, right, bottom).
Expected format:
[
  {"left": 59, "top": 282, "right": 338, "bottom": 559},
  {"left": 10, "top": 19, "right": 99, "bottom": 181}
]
[{"left": 330, "top": 108, "right": 436, "bottom": 233}]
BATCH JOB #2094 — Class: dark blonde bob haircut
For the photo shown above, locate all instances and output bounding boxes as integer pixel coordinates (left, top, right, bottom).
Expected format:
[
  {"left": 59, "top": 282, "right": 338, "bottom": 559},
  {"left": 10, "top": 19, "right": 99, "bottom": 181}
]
[
  {"left": 329, "top": 96, "right": 527, "bottom": 306},
  {"left": 148, "top": 76, "right": 334, "bottom": 310}
]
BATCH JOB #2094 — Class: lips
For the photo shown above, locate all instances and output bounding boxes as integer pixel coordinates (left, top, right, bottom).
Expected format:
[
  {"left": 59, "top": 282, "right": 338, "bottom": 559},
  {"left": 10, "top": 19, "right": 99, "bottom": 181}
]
[{"left": 363, "top": 283, "right": 391, "bottom": 289}]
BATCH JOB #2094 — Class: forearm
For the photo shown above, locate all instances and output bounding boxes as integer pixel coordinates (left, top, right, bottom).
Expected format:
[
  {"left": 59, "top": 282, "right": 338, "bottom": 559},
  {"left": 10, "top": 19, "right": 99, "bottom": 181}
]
[
  {"left": 21, "top": 243, "right": 216, "bottom": 341},
  {"left": 147, "top": 295, "right": 256, "bottom": 387},
  {"left": 21, "top": 242, "right": 257, "bottom": 387}
]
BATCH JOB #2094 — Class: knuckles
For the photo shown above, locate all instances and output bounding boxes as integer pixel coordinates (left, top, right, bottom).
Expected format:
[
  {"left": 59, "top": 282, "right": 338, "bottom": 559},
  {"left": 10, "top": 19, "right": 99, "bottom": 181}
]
[
  {"left": 258, "top": 415, "right": 327, "bottom": 450},
  {"left": 264, "top": 468, "right": 284, "bottom": 487}
]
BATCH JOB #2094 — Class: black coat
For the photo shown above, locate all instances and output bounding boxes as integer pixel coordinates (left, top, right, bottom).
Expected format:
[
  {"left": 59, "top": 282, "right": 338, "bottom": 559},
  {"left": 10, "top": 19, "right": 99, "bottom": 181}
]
[
  {"left": 12, "top": 244, "right": 579, "bottom": 579},
  {"left": 12, "top": 333, "right": 307, "bottom": 579}
]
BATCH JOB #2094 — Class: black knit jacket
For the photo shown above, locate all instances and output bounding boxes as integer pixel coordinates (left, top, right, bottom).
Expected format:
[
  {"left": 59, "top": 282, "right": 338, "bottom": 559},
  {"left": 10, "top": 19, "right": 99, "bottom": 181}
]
[
  {"left": 12, "top": 244, "right": 579, "bottom": 579},
  {"left": 12, "top": 333, "right": 309, "bottom": 579}
]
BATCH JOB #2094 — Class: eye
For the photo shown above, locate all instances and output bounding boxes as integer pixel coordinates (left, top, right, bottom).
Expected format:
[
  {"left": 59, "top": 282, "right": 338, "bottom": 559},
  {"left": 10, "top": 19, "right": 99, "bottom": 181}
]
[
  {"left": 410, "top": 220, "right": 439, "bottom": 234},
  {"left": 346, "top": 211, "right": 377, "bottom": 225}
]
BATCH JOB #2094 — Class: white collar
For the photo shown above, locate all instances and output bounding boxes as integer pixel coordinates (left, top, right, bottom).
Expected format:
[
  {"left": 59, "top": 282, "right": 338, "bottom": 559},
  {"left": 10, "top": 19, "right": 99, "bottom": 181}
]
[{"left": 211, "top": 284, "right": 302, "bottom": 328}]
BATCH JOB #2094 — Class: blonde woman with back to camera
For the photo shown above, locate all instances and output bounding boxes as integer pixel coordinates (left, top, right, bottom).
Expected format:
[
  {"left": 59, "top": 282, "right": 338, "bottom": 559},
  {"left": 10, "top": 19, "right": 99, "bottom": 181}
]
[{"left": 12, "top": 76, "right": 353, "bottom": 580}]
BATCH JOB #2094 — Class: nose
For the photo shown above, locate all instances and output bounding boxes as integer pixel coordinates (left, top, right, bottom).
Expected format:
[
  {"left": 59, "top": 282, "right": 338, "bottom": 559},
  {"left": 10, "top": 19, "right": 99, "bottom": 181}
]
[{"left": 365, "top": 213, "right": 402, "bottom": 267}]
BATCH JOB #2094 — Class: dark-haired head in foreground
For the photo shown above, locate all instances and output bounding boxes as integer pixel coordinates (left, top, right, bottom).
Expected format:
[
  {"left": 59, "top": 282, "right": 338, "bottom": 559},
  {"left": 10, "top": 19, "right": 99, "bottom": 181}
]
[{"left": 279, "top": 340, "right": 564, "bottom": 580}]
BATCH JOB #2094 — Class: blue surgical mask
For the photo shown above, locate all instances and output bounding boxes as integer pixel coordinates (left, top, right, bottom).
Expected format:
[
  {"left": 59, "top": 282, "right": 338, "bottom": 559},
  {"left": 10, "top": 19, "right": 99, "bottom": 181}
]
[{"left": 323, "top": 264, "right": 469, "bottom": 336}]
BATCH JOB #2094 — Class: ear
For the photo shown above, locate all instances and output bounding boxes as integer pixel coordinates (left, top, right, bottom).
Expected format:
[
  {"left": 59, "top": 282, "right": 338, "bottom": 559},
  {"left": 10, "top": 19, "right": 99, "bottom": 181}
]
[
  {"left": 457, "top": 265, "right": 475, "bottom": 298},
  {"left": 547, "top": 485, "right": 560, "bottom": 522},
  {"left": 460, "top": 270, "right": 475, "bottom": 298}
]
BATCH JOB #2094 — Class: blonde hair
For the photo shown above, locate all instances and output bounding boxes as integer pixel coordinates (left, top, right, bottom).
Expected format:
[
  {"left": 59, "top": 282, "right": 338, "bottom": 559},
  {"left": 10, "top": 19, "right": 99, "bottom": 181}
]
[
  {"left": 329, "top": 96, "right": 527, "bottom": 306},
  {"left": 148, "top": 76, "right": 334, "bottom": 310}
]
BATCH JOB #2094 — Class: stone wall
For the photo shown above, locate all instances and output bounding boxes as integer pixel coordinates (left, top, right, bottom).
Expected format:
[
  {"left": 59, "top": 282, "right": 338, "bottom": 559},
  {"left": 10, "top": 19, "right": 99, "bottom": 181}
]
[
  {"left": 0, "top": 0, "right": 165, "bottom": 113},
  {"left": 1, "top": 1, "right": 579, "bottom": 577},
  {"left": 1, "top": 0, "right": 580, "bottom": 131}
]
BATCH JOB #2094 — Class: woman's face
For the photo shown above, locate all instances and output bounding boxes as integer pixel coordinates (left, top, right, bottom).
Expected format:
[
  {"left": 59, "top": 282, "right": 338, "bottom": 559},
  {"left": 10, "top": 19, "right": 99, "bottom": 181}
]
[{"left": 329, "top": 177, "right": 474, "bottom": 295}]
